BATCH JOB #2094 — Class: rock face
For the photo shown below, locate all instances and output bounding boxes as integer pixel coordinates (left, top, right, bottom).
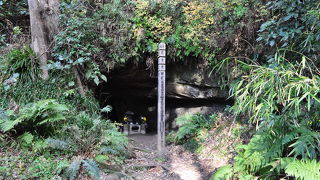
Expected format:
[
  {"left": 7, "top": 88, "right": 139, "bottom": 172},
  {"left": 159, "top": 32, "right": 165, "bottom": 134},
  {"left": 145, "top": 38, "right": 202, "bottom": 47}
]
[
  {"left": 166, "top": 63, "right": 228, "bottom": 99},
  {"left": 97, "top": 60, "right": 230, "bottom": 130},
  {"left": 104, "top": 61, "right": 228, "bottom": 100}
]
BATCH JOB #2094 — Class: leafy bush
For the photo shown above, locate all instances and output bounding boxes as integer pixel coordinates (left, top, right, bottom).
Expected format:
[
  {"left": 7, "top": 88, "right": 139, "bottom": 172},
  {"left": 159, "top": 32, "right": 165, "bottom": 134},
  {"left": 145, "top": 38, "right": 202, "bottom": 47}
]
[
  {"left": 0, "top": 46, "right": 36, "bottom": 78},
  {"left": 51, "top": 1, "right": 107, "bottom": 85},
  {"left": 0, "top": 48, "right": 100, "bottom": 114},
  {"left": 228, "top": 54, "right": 320, "bottom": 124},
  {"left": 257, "top": 0, "right": 320, "bottom": 54},
  {"left": 0, "top": 99, "right": 68, "bottom": 135},
  {"left": 64, "top": 158, "right": 100, "bottom": 180},
  {"left": 213, "top": 52, "right": 320, "bottom": 179},
  {"left": 47, "top": 112, "right": 127, "bottom": 155},
  {"left": 283, "top": 158, "right": 320, "bottom": 180},
  {"left": 46, "top": 112, "right": 128, "bottom": 179},
  {"left": 214, "top": 127, "right": 320, "bottom": 179},
  {"left": 168, "top": 114, "right": 217, "bottom": 152},
  {"left": 169, "top": 114, "right": 216, "bottom": 143}
]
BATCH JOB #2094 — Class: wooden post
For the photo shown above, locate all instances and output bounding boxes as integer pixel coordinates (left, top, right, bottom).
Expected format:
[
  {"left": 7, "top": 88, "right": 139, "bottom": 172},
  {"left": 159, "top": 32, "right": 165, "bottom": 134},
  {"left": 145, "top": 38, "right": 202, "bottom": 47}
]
[{"left": 157, "top": 43, "right": 166, "bottom": 156}]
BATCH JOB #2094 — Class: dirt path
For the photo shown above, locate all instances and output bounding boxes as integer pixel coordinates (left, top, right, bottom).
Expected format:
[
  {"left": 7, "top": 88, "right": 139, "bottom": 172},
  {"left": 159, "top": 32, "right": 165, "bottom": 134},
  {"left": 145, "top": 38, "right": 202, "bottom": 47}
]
[{"left": 123, "top": 134, "right": 212, "bottom": 180}]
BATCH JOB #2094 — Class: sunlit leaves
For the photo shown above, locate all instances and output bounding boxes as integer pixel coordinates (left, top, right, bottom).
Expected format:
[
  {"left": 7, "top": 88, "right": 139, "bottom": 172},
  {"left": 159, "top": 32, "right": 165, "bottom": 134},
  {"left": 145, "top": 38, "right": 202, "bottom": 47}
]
[{"left": 229, "top": 54, "right": 320, "bottom": 125}]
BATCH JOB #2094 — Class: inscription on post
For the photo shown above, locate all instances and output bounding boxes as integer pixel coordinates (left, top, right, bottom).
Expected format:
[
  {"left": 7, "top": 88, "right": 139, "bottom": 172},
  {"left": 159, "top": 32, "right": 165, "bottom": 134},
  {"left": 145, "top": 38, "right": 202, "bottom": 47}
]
[{"left": 157, "top": 43, "right": 166, "bottom": 156}]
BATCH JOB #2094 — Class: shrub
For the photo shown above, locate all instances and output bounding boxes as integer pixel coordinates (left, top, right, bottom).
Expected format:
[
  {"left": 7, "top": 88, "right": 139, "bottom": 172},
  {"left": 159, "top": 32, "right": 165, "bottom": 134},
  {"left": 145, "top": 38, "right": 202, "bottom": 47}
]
[
  {"left": 47, "top": 112, "right": 127, "bottom": 155},
  {"left": 168, "top": 114, "right": 217, "bottom": 152},
  {"left": 0, "top": 99, "right": 68, "bottom": 135},
  {"left": 46, "top": 112, "right": 128, "bottom": 179},
  {"left": 212, "top": 53, "right": 320, "bottom": 179}
]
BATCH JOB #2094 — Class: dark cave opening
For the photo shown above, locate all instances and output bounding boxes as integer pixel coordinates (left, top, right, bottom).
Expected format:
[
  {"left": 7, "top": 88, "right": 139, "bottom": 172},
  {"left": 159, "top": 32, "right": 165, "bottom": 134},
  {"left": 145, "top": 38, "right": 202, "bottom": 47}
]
[{"left": 94, "top": 63, "right": 233, "bottom": 133}]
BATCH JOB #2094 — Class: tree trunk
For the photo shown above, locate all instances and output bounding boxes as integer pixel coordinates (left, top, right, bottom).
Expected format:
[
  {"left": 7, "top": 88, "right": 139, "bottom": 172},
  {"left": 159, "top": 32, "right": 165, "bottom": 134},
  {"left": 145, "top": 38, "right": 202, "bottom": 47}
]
[
  {"left": 28, "top": 0, "right": 59, "bottom": 80},
  {"left": 73, "top": 66, "right": 86, "bottom": 96}
]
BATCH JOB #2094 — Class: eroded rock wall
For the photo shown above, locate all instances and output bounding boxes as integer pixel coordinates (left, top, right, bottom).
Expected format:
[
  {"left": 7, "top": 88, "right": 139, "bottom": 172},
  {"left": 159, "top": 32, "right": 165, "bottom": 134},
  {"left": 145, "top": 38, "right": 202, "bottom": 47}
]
[{"left": 97, "top": 60, "right": 230, "bottom": 130}]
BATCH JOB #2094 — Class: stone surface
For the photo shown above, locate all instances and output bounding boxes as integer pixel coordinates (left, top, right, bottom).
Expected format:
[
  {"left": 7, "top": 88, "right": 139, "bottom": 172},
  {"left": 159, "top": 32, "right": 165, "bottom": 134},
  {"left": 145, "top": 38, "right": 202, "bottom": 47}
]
[
  {"left": 97, "top": 60, "right": 230, "bottom": 130},
  {"left": 104, "top": 61, "right": 228, "bottom": 100}
]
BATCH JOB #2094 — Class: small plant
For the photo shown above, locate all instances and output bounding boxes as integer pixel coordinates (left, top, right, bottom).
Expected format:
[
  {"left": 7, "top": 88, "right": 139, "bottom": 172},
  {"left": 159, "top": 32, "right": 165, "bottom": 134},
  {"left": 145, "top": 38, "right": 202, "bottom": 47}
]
[
  {"left": 0, "top": 46, "right": 37, "bottom": 80},
  {"left": 169, "top": 114, "right": 217, "bottom": 144},
  {"left": 210, "top": 165, "right": 233, "bottom": 180},
  {"left": 0, "top": 99, "right": 68, "bottom": 135},
  {"left": 168, "top": 113, "right": 217, "bottom": 152},
  {"left": 64, "top": 157, "right": 100, "bottom": 180},
  {"left": 46, "top": 112, "right": 128, "bottom": 179}
]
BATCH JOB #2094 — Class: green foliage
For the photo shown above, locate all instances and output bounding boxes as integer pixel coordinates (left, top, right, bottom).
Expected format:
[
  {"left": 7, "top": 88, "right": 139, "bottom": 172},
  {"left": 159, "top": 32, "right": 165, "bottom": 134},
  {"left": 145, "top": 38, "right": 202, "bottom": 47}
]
[
  {"left": 18, "top": 132, "right": 34, "bottom": 148},
  {"left": 47, "top": 0, "right": 264, "bottom": 72},
  {"left": 65, "top": 159, "right": 81, "bottom": 180},
  {"left": 51, "top": 1, "right": 107, "bottom": 85},
  {"left": 0, "top": 46, "right": 36, "bottom": 79},
  {"left": 169, "top": 114, "right": 216, "bottom": 144},
  {"left": 214, "top": 52, "right": 320, "bottom": 178},
  {"left": 257, "top": 0, "right": 320, "bottom": 54},
  {"left": 228, "top": 53, "right": 320, "bottom": 124},
  {"left": 94, "top": 154, "right": 109, "bottom": 164},
  {"left": 27, "top": 157, "right": 68, "bottom": 179},
  {"left": 64, "top": 158, "right": 100, "bottom": 180},
  {"left": 94, "top": 0, "right": 134, "bottom": 65},
  {"left": 210, "top": 165, "right": 233, "bottom": 180},
  {"left": 82, "top": 159, "right": 100, "bottom": 180},
  {"left": 0, "top": 0, "right": 28, "bottom": 46},
  {"left": 283, "top": 158, "right": 320, "bottom": 180},
  {"left": 0, "top": 47, "right": 100, "bottom": 114},
  {"left": 168, "top": 114, "right": 217, "bottom": 152},
  {"left": 0, "top": 46, "right": 37, "bottom": 93},
  {"left": 214, "top": 126, "right": 320, "bottom": 179},
  {"left": 0, "top": 47, "right": 101, "bottom": 115},
  {"left": 0, "top": 150, "right": 69, "bottom": 179},
  {"left": 47, "top": 112, "right": 128, "bottom": 156},
  {"left": 131, "top": 0, "right": 258, "bottom": 60},
  {"left": 0, "top": 99, "right": 68, "bottom": 134}
]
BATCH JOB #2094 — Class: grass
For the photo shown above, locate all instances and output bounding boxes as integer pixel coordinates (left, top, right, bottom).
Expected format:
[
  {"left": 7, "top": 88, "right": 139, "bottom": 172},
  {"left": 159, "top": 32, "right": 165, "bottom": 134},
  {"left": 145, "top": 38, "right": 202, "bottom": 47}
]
[{"left": 0, "top": 147, "right": 70, "bottom": 179}]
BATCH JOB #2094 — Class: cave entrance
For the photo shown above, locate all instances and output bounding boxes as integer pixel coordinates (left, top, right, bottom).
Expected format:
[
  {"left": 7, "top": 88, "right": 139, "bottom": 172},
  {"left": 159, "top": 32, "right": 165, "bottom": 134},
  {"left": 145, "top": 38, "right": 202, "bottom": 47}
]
[
  {"left": 96, "top": 64, "right": 158, "bottom": 133},
  {"left": 94, "top": 62, "right": 232, "bottom": 134}
]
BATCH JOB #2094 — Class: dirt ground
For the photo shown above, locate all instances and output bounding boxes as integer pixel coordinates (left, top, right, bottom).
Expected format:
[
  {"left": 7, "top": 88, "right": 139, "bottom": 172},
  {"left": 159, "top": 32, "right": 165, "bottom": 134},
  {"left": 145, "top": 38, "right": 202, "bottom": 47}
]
[
  {"left": 103, "top": 111, "right": 243, "bottom": 180},
  {"left": 120, "top": 132, "right": 232, "bottom": 180}
]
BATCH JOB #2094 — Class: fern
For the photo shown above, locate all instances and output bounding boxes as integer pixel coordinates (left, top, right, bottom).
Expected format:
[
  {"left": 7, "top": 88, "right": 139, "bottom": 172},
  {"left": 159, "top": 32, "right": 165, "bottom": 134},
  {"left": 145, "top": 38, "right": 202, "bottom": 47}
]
[
  {"left": 82, "top": 159, "right": 100, "bottom": 180},
  {"left": 18, "top": 132, "right": 34, "bottom": 146},
  {"left": 0, "top": 99, "right": 68, "bottom": 133},
  {"left": 65, "top": 159, "right": 81, "bottom": 180},
  {"left": 169, "top": 114, "right": 217, "bottom": 144},
  {"left": 0, "top": 118, "right": 24, "bottom": 132},
  {"left": 48, "top": 112, "right": 127, "bottom": 155},
  {"left": 64, "top": 158, "right": 101, "bottom": 180},
  {"left": 282, "top": 158, "right": 320, "bottom": 180},
  {"left": 234, "top": 131, "right": 282, "bottom": 173},
  {"left": 46, "top": 138, "right": 71, "bottom": 151},
  {"left": 210, "top": 165, "right": 233, "bottom": 180},
  {"left": 288, "top": 128, "right": 320, "bottom": 160}
]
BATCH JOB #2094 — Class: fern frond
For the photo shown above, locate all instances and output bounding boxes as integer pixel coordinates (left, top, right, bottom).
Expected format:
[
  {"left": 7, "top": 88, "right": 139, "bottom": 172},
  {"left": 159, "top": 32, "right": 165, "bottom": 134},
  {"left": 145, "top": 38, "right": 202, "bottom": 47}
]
[
  {"left": 37, "top": 113, "right": 66, "bottom": 126},
  {"left": 0, "top": 99, "right": 68, "bottom": 133},
  {"left": 0, "top": 118, "right": 24, "bottom": 132},
  {"left": 283, "top": 158, "right": 320, "bottom": 180},
  {"left": 65, "top": 159, "right": 81, "bottom": 180},
  {"left": 211, "top": 165, "right": 233, "bottom": 180},
  {"left": 46, "top": 138, "right": 71, "bottom": 151},
  {"left": 99, "top": 146, "right": 119, "bottom": 155},
  {"left": 235, "top": 130, "right": 286, "bottom": 174},
  {"left": 18, "top": 132, "right": 34, "bottom": 145},
  {"left": 288, "top": 128, "right": 320, "bottom": 159},
  {"left": 82, "top": 159, "right": 100, "bottom": 180}
]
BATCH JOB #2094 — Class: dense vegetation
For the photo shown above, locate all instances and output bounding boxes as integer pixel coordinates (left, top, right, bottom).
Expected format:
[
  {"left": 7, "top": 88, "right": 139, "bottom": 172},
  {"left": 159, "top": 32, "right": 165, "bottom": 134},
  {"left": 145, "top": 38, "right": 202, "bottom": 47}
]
[{"left": 1, "top": 0, "right": 320, "bottom": 179}]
